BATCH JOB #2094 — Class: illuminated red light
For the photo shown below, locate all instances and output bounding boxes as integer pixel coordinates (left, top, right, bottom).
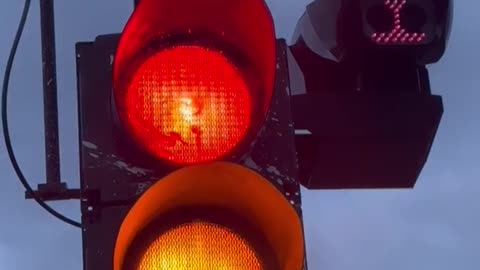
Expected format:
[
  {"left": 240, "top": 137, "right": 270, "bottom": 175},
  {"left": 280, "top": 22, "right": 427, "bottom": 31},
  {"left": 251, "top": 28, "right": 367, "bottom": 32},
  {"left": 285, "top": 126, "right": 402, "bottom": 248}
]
[
  {"left": 372, "top": 0, "right": 426, "bottom": 45},
  {"left": 124, "top": 45, "right": 251, "bottom": 164}
]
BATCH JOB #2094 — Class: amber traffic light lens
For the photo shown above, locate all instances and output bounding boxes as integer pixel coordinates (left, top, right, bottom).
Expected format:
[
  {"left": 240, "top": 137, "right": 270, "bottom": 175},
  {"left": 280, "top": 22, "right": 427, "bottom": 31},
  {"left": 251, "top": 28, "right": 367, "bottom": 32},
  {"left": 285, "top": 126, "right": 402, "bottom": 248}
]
[
  {"left": 124, "top": 45, "right": 251, "bottom": 164},
  {"left": 136, "top": 221, "right": 261, "bottom": 270}
]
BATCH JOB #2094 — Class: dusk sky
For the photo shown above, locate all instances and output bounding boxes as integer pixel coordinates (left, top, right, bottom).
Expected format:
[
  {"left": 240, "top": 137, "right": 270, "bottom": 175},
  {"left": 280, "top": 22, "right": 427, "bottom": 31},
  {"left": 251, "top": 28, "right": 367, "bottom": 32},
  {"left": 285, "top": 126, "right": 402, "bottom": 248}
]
[{"left": 1, "top": 0, "right": 478, "bottom": 269}]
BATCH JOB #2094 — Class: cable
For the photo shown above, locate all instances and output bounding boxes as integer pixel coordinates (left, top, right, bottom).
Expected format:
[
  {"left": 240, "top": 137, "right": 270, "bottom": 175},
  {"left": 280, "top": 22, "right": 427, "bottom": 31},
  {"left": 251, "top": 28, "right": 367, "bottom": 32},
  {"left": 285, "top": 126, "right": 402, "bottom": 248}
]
[{"left": 2, "top": 0, "right": 81, "bottom": 228}]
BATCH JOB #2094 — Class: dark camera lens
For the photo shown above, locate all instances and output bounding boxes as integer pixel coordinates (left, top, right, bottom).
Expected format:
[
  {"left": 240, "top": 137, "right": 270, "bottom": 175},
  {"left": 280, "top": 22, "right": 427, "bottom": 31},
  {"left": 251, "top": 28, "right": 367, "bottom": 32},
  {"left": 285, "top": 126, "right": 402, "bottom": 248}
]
[
  {"left": 401, "top": 4, "right": 427, "bottom": 32},
  {"left": 367, "top": 5, "right": 394, "bottom": 32}
]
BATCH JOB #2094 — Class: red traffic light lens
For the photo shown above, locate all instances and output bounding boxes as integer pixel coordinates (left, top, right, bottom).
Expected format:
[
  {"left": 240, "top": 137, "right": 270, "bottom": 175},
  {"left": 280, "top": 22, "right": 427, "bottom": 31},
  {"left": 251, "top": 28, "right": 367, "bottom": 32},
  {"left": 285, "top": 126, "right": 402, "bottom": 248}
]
[
  {"left": 124, "top": 45, "right": 251, "bottom": 164},
  {"left": 114, "top": 0, "right": 277, "bottom": 162},
  {"left": 137, "top": 221, "right": 261, "bottom": 270}
]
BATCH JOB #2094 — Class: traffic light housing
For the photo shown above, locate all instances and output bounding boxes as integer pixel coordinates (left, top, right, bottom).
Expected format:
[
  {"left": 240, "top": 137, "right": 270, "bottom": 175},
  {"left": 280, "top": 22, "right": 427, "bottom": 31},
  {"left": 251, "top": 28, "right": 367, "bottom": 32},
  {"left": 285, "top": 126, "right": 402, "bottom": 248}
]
[
  {"left": 289, "top": 0, "right": 451, "bottom": 189},
  {"left": 76, "top": 1, "right": 306, "bottom": 269},
  {"left": 75, "top": 0, "right": 452, "bottom": 268},
  {"left": 291, "top": 0, "right": 453, "bottom": 65}
]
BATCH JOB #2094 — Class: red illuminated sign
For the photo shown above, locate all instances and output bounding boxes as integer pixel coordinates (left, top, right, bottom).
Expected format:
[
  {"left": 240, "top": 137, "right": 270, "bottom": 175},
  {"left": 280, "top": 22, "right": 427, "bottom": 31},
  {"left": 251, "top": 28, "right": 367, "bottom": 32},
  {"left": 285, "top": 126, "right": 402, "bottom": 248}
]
[
  {"left": 124, "top": 45, "right": 252, "bottom": 164},
  {"left": 371, "top": 0, "right": 426, "bottom": 44}
]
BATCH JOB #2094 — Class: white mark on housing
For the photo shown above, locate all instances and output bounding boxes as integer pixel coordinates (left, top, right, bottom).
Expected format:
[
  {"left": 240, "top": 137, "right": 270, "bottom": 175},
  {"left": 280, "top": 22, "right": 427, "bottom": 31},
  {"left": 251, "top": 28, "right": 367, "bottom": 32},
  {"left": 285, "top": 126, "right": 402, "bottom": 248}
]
[
  {"left": 82, "top": 141, "right": 98, "bottom": 150},
  {"left": 113, "top": 160, "right": 153, "bottom": 176}
]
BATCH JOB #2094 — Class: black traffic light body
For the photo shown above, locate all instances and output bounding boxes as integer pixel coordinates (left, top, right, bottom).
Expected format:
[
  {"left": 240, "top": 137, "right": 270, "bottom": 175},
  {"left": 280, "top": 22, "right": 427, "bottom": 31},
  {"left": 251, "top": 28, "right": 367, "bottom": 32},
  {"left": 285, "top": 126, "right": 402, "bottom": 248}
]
[
  {"left": 73, "top": 0, "right": 452, "bottom": 269},
  {"left": 76, "top": 34, "right": 306, "bottom": 270},
  {"left": 7, "top": 0, "right": 453, "bottom": 269},
  {"left": 289, "top": 0, "right": 450, "bottom": 189}
]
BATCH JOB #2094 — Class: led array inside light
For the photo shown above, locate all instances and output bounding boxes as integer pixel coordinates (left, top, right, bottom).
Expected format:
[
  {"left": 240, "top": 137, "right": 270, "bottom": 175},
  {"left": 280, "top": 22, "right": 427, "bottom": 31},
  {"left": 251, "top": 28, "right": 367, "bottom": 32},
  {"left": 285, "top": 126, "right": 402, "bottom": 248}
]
[{"left": 372, "top": 0, "right": 426, "bottom": 44}]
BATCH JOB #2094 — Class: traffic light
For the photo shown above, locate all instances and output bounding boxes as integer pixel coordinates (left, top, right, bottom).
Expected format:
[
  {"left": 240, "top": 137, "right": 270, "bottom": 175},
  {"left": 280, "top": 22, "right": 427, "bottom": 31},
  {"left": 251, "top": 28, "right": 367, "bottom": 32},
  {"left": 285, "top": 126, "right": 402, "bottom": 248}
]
[
  {"left": 289, "top": 0, "right": 452, "bottom": 189},
  {"left": 76, "top": 0, "right": 305, "bottom": 270},
  {"left": 291, "top": 0, "right": 452, "bottom": 64}
]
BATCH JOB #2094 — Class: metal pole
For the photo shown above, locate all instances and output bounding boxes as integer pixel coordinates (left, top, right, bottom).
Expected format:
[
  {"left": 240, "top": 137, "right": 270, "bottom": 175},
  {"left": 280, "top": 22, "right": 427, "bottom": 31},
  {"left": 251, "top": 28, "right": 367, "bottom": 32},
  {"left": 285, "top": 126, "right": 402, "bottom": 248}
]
[{"left": 40, "top": 0, "right": 61, "bottom": 185}]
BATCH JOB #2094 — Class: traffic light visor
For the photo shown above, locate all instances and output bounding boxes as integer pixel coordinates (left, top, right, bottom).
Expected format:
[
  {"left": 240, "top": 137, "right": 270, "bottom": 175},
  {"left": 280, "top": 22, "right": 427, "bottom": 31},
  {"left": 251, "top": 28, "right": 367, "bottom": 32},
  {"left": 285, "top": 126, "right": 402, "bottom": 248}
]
[
  {"left": 113, "top": 162, "right": 305, "bottom": 270},
  {"left": 113, "top": 0, "right": 275, "bottom": 87}
]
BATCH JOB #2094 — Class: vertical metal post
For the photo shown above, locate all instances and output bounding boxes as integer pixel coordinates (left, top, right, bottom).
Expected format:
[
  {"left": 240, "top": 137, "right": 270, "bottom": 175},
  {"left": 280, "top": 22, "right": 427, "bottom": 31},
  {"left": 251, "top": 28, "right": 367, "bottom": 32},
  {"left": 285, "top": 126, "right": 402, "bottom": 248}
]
[
  {"left": 26, "top": 0, "right": 82, "bottom": 201},
  {"left": 40, "top": 0, "right": 61, "bottom": 185}
]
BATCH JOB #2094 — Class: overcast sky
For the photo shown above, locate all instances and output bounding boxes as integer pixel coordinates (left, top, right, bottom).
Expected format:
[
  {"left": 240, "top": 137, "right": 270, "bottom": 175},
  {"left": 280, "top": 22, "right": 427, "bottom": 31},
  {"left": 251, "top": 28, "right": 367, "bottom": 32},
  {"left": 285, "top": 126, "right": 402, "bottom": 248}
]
[{"left": 0, "top": 0, "right": 478, "bottom": 269}]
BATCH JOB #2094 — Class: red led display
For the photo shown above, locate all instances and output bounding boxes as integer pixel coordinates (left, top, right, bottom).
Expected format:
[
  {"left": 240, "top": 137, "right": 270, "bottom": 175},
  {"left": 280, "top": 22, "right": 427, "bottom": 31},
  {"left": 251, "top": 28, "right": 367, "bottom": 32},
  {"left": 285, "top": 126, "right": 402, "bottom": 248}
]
[
  {"left": 371, "top": 0, "right": 426, "bottom": 44},
  {"left": 124, "top": 46, "right": 252, "bottom": 164}
]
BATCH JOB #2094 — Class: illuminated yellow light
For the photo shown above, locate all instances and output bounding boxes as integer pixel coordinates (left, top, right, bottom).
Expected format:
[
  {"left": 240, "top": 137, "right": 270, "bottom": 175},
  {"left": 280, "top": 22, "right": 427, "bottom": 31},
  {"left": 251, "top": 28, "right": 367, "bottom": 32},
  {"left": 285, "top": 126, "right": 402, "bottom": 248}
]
[
  {"left": 113, "top": 163, "right": 305, "bottom": 270},
  {"left": 178, "top": 98, "right": 196, "bottom": 123},
  {"left": 137, "top": 222, "right": 261, "bottom": 270}
]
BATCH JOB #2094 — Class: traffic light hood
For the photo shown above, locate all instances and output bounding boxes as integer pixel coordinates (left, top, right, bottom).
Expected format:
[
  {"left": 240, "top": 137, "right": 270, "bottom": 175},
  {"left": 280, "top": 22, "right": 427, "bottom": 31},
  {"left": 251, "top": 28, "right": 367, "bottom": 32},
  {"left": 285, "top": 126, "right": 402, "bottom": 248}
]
[
  {"left": 113, "top": 0, "right": 276, "bottom": 102},
  {"left": 113, "top": 162, "right": 305, "bottom": 270}
]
